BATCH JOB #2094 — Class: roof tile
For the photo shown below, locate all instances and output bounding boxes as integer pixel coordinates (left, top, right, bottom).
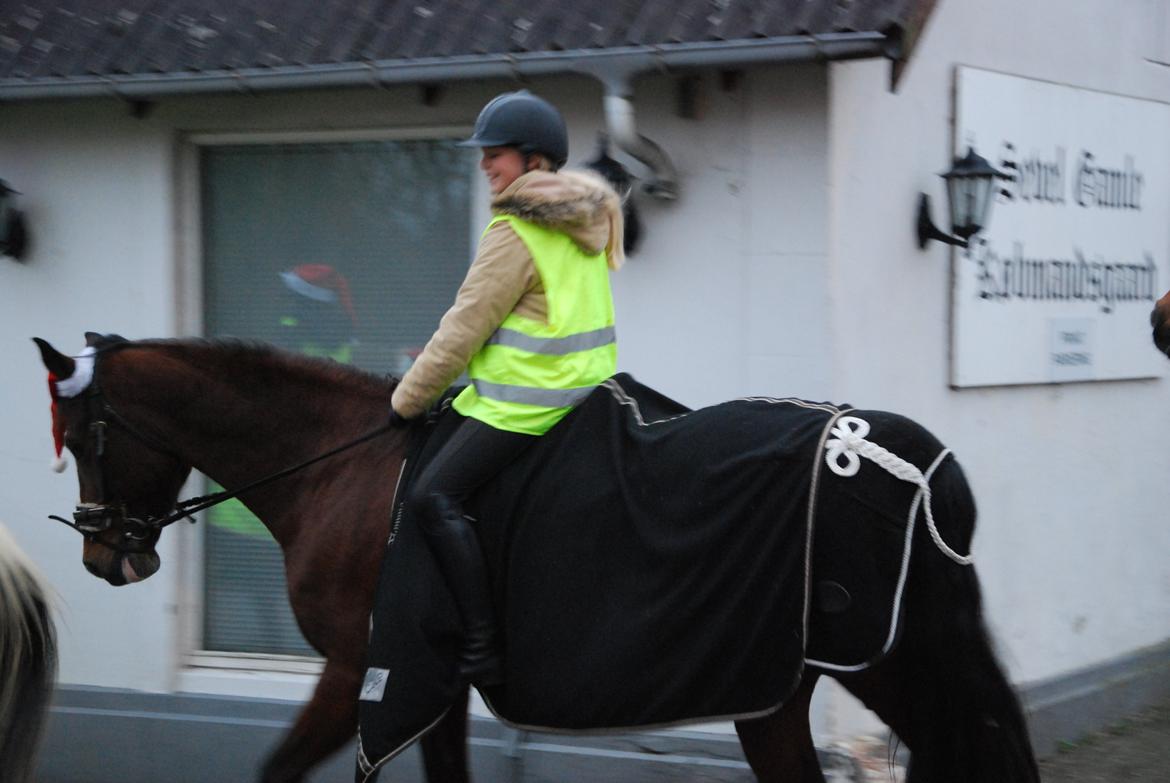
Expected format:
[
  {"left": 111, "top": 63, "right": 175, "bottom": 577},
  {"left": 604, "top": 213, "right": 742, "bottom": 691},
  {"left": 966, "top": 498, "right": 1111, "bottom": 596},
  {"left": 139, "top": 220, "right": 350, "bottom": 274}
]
[{"left": 0, "top": 0, "right": 929, "bottom": 84}]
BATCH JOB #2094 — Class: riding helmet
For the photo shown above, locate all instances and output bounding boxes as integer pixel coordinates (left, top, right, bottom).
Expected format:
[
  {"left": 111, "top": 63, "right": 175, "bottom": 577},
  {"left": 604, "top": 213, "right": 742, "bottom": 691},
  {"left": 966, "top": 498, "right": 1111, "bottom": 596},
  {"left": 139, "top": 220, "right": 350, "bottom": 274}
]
[{"left": 459, "top": 90, "right": 569, "bottom": 168}]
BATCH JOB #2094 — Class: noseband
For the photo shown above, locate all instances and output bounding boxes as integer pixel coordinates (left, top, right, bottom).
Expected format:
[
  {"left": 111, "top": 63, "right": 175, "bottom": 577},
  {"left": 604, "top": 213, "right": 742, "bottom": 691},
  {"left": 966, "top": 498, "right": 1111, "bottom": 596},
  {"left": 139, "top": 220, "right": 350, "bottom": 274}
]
[
  {"left": 49, "top": 345, "right": 396, "bottom": 555},
  {"left": 48, "top": 373, "right": 186, "bottom": 553}
]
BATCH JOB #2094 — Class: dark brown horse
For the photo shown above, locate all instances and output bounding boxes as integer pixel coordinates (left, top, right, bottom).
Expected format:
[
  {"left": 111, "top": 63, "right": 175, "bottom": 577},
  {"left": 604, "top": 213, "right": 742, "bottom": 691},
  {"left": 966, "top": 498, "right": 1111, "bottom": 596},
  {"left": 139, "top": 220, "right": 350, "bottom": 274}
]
[
  {"left": 0, "top": 522, "right": 57, "bottom": 783},
  {"left": 1151, "top": 290, "right": 1170, "bottom": 356},
  {"left": 34, "top": 333, "right": 1039, "bottom": 783}
]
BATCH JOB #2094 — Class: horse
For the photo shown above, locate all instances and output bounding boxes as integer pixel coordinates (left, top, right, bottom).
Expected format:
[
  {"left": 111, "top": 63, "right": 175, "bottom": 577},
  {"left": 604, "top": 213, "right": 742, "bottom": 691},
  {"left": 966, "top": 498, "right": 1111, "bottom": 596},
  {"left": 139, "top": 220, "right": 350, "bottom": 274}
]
[
  {"left": 34, "top": 333, "right": 1039, "bottom": 783},
  {"left": 0, "top": 522, "right": 57, "bottom": 783},
  {"left": 1151, "top": 289, "right": 1170, "bottom": 356}
]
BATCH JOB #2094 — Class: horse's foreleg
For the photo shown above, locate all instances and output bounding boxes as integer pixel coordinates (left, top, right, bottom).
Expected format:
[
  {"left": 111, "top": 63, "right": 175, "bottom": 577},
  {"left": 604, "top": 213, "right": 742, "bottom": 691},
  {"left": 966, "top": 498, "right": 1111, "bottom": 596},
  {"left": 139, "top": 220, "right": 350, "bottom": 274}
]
[
  {"left": 834, "top": 660, "right": 915, "bottom": 746},
  {"left": 260, "top": 661, "right": 362, "bottom": 783},
  {"left": 419, "top": 687, "right": 471, "bottom": 783},
  {"left": 734, "top": 672, "right": 824, "bottom": 783}
]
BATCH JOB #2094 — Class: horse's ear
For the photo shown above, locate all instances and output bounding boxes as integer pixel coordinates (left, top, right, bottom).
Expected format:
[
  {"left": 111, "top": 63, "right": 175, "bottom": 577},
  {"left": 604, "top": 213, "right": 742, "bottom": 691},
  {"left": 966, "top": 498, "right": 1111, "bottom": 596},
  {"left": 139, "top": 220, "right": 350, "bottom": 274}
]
[
  {"left": 33, "top": 337, "right": 76, "bottom": 378},
  {"left": 84, "top": 332, "right": 128, "bottom": 348}
]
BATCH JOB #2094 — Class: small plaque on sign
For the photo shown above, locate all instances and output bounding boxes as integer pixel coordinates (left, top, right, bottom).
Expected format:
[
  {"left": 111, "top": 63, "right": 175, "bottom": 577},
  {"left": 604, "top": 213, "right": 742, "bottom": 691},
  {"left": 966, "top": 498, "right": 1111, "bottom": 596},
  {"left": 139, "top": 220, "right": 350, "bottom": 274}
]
[
  {"left": 1048, "top": 318, "right": 1095, "bottom": 382},
  {"left": 360, "top": 667, "right": 389, "bottom": 702}
]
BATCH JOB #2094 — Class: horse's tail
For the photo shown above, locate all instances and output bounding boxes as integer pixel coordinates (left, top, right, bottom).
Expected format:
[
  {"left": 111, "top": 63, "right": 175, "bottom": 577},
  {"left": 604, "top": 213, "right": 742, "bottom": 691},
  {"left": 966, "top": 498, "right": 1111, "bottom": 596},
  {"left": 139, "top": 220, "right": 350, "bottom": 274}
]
[
  {"left": 0, "top": 524, "right": 57, "bottom": 783},
  {"left": 904, "top": 458, "right": 1039, "bottom": 783}
]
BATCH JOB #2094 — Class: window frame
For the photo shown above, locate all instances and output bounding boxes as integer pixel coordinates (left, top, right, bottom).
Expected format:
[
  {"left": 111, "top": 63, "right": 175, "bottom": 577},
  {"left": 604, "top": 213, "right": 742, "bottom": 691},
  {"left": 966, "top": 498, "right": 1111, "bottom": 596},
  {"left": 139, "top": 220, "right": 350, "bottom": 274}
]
[{"left": 173, "top": 125, "right": 482, "bottom": 693}]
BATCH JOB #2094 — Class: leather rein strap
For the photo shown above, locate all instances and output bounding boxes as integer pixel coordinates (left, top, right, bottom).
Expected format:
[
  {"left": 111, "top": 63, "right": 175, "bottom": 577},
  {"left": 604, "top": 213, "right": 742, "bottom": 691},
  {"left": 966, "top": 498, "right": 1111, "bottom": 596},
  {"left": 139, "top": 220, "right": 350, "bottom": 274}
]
[
  {"left": 49, "top": 367, "right": 395, "bottom": 540},
  {"left": 149, "top": 420, "right": 396, "bottom": 530}
]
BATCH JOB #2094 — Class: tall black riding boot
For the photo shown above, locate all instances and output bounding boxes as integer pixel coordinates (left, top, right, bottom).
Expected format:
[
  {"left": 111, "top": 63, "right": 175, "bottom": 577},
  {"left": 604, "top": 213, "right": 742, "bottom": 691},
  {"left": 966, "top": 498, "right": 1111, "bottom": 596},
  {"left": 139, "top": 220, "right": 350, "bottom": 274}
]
[{"left": 421, "top": 493, "right": 503, "bottom": 687}]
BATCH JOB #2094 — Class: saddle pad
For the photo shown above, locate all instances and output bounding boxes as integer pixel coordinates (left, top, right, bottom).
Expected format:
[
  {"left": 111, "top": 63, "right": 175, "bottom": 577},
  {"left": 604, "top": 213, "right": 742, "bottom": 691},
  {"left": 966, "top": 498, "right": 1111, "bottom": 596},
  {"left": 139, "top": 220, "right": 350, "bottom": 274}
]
[{"left": 358, "top": 375, "right": 851, "bottom": 777}]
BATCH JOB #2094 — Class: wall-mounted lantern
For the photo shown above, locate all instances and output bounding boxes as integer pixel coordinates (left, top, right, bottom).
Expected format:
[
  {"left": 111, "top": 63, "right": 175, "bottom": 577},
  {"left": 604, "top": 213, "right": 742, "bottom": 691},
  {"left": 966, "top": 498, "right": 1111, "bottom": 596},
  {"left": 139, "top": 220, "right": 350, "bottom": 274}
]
[
  {"left": 916, "top": 147, "right": 1011, "bottom": 249},
  {"left": 0, "top": 180, "right": 29, "bottom": 261}
]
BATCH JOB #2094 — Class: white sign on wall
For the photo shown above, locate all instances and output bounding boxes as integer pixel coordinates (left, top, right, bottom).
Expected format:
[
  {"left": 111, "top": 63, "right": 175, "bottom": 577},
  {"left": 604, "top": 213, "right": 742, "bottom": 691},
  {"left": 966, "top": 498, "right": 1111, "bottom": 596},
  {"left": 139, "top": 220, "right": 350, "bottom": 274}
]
[{"left": 952, "top": 67, "right": 1170, "bottom": 387}]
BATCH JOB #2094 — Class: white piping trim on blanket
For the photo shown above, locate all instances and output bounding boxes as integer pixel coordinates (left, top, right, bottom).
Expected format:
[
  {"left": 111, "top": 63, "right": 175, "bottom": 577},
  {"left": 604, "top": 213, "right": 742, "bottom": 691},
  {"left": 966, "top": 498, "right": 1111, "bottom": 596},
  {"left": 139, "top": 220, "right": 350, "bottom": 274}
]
[
  {"left": 386, "top": 458, "right": 408, "bottom": 547},
  {"left": 600, "top": 379, "right": 844, "bottom": 427},
  {"left": 475, "top": 679, "right": 801, "bottom": 737},
  {"left": 601, "top": 378, "right": 690, "bottom": 426},
  {"left": 823, "top": 416, "right": 972, "bottom": 565},
  {"left": 55, "top": 346, "right": 96, "bottom": 398},
  {"left": 805, "top": 444, "right": 955, "bottom": 673},
  {"left": 358, "top": 705, "right": 452, "bottom": 782},
  {"left": 797, "top": 407, "right": 849, "bottom": 679},
  {"left": 737, "top": 396, "right": 842, "bottom": 414}
]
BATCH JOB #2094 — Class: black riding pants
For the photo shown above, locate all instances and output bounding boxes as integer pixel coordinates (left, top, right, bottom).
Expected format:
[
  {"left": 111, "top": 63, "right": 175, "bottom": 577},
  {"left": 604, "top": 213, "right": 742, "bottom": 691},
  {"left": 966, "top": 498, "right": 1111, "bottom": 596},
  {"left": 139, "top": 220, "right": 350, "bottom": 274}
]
[{"left": 408, "top": 414, "right": 536, "bottom": 519}]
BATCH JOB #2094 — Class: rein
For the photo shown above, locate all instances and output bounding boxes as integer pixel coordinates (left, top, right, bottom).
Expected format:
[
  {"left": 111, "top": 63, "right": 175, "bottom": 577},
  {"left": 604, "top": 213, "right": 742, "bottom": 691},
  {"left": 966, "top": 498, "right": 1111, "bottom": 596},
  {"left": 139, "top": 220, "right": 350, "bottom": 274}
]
[
  {"left": 49, "top": 346, "right": 397, "bottom": 550},
  {"left": 153, "top": 421, "right": 395, "bottom": 528}
]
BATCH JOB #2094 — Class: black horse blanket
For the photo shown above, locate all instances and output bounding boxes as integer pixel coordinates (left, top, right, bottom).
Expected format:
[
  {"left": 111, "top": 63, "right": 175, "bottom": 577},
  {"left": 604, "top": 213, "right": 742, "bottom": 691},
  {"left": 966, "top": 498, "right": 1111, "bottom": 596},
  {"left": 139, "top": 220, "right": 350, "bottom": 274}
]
[{"left": 357, "top": 374, "right": 955, "bottom": 779}]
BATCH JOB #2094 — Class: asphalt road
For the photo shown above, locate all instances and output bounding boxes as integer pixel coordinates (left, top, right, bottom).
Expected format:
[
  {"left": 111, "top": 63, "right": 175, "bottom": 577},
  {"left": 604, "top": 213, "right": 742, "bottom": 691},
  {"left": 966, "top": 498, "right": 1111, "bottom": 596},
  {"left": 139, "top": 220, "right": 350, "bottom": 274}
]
[
  {"left": 1037, "top": 699, "right": 1170, "bottom": 783},
  {"left": 36, "top": 698, "right": 1170, "bottom": 782}
]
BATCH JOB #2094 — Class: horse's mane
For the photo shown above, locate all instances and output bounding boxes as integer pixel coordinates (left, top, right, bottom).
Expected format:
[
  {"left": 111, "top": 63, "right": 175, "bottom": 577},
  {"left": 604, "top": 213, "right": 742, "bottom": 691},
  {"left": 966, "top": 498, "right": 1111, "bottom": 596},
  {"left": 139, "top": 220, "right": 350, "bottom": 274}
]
[
  {"left": 119, "top": 337, "right": 400, "bottom": 397},
  {"left": 0, "top": 524, "right": 56, "bottom": 783}
]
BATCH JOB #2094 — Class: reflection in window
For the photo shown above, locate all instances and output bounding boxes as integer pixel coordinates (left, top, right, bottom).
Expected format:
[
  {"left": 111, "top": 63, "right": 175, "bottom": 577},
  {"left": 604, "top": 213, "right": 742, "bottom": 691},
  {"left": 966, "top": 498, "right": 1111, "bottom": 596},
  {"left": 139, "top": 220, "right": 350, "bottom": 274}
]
[{"left": 200, "top": 140, "right": 473, "bottom": 654}]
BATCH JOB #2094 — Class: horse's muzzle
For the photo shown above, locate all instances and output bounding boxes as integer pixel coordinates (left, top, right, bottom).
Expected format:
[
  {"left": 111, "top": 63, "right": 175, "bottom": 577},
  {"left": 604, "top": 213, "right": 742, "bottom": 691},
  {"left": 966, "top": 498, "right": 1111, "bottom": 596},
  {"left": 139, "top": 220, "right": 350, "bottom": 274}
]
[
  {"left": 83, "top": 547, "right": 160, "bottom": 586},
  {"left": 120, "top": 551, "right": 161, "bottom": 584}
]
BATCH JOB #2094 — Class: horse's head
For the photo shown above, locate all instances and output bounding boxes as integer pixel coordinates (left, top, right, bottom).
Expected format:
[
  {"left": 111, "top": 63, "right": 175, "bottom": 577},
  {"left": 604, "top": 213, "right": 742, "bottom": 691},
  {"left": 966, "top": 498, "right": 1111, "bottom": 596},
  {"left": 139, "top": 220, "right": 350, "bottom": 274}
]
[
  {"left": 1152, "top": 290, "right": 1170, "bottom": 357},
  {"left": 34, "top": 334, "right": 192, "bottom": 586}
]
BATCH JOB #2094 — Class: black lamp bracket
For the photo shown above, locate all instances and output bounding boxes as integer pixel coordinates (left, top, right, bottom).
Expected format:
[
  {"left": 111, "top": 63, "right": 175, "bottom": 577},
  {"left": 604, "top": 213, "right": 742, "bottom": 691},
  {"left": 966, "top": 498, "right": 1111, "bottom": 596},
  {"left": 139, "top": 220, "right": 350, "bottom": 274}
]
[{"left": 916, "top": 193, "right": 967, "bottom": 250}]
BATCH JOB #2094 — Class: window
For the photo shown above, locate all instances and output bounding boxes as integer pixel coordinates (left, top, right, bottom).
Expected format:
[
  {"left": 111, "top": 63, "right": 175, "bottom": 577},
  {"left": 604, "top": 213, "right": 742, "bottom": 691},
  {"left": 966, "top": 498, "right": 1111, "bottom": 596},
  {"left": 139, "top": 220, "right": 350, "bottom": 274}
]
[{"left": 199, "top": 138, "right": 474, "bottom": 654}]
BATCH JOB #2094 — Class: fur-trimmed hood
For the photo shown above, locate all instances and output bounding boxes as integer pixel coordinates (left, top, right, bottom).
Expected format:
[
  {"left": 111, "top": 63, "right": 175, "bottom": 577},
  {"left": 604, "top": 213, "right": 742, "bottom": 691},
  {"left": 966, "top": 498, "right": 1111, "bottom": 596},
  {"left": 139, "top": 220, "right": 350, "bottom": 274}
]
[{"left": 491, "top": 169, "right": 625, "bottom": 270}]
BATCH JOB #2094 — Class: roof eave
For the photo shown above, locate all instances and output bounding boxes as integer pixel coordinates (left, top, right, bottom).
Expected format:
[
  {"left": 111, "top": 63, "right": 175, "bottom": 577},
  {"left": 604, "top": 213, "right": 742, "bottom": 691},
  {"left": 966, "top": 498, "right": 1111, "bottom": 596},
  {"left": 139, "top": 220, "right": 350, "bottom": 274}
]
[{"left": 0, "top": 32, "right": 893, "bottom": 103}]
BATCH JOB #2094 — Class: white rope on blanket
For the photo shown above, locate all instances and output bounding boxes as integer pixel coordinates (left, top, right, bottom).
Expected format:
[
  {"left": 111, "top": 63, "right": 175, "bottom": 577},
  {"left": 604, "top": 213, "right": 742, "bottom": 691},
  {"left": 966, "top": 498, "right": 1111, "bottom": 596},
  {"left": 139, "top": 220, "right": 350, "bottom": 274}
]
[{"left": 823, "top": 416, "right": 973, "bottom": 565}]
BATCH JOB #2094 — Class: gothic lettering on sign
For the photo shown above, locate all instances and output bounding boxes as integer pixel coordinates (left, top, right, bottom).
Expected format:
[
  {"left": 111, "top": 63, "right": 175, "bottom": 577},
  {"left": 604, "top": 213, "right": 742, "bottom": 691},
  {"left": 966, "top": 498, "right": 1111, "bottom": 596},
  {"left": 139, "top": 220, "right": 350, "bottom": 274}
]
[
  {"left": 1075, "top": 152, "right": 1144, "bottom": 210},
  {"left": 972, "top": 239, "right": 1157, "bottom": 314},
  {"left": 996, "top": 143, "right": 1145, "bottom": 210},
  {"left": 998, "top": 142, "right": 1065, "bottom": 205}
]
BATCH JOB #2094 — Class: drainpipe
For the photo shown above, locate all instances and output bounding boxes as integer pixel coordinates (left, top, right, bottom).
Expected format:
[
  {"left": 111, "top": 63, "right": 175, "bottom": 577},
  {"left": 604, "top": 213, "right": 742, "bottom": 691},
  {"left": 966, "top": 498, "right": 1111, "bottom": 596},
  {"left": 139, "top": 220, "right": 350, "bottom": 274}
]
[
  {"left": 587, "top": 63, "right": 679, "bottom": 201},
  {"left": 599, "top": 78, "right": 680, "bottom": 201}
]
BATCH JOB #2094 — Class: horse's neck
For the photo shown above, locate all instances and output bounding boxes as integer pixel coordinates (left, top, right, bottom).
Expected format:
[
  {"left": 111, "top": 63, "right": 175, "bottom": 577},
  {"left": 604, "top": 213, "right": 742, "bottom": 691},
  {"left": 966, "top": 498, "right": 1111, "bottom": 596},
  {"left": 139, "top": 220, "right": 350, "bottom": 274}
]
[{"left": 107, "top": 346, "right": 403, "bottom": 545}]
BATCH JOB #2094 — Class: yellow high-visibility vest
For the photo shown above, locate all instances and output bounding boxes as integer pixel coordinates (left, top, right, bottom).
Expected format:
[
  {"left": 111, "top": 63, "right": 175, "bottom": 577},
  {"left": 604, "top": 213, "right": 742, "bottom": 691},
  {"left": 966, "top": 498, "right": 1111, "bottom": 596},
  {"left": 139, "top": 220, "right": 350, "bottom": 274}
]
[{"left": 452, "top": 214, "right": 616, "bottom": 434}]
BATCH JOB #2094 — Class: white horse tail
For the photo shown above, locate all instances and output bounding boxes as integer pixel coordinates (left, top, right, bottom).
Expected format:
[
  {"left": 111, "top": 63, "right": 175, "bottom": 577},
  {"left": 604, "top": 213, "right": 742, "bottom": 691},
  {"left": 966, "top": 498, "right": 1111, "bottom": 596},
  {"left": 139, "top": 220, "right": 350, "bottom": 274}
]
[{"left": 0, "top": 523, "right": 57, "bottom": 783}]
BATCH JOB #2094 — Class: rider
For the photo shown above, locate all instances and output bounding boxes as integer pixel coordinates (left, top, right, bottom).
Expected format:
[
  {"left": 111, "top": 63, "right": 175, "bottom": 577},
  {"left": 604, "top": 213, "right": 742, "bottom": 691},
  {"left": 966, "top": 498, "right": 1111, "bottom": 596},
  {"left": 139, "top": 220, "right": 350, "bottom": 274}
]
[{"left": 389, "top": 90, "right": 625, "bottom": 685}]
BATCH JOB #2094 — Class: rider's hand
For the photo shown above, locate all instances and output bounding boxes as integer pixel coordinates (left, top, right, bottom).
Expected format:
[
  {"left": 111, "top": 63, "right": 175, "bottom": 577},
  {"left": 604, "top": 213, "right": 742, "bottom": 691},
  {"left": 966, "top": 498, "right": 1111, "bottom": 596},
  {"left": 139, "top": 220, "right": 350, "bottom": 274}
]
[{"left": 388, "top": 406, "right": 411, "bottom": 428}]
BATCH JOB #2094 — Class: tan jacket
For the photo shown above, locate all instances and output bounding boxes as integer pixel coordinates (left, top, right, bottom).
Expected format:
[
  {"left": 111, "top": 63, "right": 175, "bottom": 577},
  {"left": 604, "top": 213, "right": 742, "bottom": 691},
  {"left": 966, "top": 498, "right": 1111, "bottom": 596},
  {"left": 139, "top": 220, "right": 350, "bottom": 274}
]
[{"left": 392, "top": 169, "right": 624, "bottom": 418}]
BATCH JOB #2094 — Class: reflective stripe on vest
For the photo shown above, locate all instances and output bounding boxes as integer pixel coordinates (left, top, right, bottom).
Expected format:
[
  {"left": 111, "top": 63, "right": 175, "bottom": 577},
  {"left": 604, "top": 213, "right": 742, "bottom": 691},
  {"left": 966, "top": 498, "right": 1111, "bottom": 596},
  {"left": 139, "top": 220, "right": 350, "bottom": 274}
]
[
  {"left": 471, "top": 379, "right": 597, "bottom": 408},
  {"left": 452, "top": 214, "right": 616, "bottom": 435},
  {"left": 484, "top": 325, "right": 616, "bottom": 356}
]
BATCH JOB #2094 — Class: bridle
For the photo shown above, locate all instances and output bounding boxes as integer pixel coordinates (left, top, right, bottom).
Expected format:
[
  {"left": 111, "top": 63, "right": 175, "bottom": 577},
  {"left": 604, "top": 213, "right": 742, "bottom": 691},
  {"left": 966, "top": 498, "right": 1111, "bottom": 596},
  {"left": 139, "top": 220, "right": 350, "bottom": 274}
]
[
  {"left": 48, "top": 373, "right": 180, "bottom": 552},
  {"left": 49, "top": 347, "right": 396, "bottom": 555}
]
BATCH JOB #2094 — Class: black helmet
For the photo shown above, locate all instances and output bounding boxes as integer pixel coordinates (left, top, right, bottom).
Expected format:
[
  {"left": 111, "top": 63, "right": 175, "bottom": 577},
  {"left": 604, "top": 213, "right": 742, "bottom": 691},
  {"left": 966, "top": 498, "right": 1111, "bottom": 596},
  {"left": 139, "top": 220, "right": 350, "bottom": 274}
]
[{"left": 459, "top": 90, "right": 568, "bottom": 168}]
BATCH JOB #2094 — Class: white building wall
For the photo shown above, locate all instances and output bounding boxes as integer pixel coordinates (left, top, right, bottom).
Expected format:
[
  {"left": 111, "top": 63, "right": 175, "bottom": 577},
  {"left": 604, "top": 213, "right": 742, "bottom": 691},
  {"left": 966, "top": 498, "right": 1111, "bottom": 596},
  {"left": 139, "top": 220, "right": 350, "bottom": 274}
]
[
  {"left": 827, "top": 0, "right": 1170, "bottom": 689},
  {"left": 605, "top": 65, "right": 832, "bottom": 406},
  {"left": 1, "top": 102, "right": 182, "bottom": 692}
]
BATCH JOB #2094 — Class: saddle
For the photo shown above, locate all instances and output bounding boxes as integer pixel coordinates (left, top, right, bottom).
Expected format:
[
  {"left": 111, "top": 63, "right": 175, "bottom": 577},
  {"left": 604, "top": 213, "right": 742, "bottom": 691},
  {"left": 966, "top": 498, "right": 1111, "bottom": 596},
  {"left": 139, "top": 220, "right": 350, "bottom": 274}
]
[{"left": 357, "top": 374, "right": 949, "bottom": 777}]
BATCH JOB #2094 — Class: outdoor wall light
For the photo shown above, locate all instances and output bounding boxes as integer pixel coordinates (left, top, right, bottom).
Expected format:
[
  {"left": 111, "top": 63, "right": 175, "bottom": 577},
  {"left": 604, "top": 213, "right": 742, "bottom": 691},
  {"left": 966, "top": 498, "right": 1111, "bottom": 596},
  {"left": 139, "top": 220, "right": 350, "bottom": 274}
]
[
  {"left": 0, "top": 179, "right": 29, "bottom": 261},
  {"left": 916, "top": 147, "right": 1011, "bottom": 249}
]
